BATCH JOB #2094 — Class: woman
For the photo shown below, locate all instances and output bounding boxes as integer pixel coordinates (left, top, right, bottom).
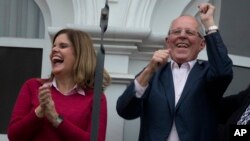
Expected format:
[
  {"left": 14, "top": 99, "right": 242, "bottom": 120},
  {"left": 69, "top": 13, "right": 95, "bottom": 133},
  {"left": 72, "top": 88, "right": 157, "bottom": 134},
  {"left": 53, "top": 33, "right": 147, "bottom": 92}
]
[{"left": 7, "top": 28, "right": 111, "bottom": 141}]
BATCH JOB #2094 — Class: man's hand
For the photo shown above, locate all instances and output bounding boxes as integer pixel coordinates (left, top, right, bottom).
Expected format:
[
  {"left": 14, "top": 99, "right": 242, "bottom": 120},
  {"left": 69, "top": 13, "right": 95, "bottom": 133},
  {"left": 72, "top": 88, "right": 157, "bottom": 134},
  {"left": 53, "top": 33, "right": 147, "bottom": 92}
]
[
  {"left": 148, "top": 49, "right": 170, "bottom": 72},
  {"left": 136, "top": 49, "right": 170, "bottom": 86},
  {"left": 198, "top": 3, "right": 216, "bottom": 29}
]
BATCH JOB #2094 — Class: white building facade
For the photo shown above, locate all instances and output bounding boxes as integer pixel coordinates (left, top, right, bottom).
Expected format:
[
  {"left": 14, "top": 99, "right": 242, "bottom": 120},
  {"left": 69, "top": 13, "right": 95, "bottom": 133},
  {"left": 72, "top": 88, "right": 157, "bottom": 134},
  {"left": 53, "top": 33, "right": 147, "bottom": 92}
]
[{"left": 1, "top": 0, "right": 250, "bottom": 141}]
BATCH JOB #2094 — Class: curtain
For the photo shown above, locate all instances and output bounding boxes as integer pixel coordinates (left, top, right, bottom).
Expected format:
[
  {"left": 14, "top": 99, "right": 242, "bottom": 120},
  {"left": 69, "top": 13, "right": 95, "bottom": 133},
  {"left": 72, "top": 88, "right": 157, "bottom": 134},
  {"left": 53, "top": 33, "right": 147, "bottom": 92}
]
[{"left": 0, "top": 0, "right": 44, "bottom": 38}]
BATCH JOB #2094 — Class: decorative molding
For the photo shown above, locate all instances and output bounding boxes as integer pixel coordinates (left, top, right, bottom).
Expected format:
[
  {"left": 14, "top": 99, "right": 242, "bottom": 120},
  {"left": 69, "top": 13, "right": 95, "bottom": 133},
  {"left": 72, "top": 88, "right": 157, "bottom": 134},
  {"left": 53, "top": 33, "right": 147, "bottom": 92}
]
[
  {"left": 48, "top": 25, "right": 151, "bottom": 44},
  {"left": 124, "top": 0, "right": 157, "bottom": 28},
  {"left": 73, "top": 0, "right": 98, "bottom": 25},
  {"left": 93, "top": 44, "right": 137, "bottom": 55},
  {"left": 108, "top": 0, "right": 118, "bottom": 3},
  {"left": 35, "top": 0, "right": 52, "bottom": 39},
  {"left": 110, "top": 73, "right": 134, "bottom": 84}
]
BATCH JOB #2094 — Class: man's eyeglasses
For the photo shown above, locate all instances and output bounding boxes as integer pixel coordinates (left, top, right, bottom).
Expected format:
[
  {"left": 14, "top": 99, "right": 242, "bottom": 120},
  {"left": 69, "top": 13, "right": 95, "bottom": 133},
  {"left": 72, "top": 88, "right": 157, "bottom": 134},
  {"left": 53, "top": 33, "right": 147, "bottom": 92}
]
[{"left": 168, "top": 29, "right": 203, "bottom": 38}]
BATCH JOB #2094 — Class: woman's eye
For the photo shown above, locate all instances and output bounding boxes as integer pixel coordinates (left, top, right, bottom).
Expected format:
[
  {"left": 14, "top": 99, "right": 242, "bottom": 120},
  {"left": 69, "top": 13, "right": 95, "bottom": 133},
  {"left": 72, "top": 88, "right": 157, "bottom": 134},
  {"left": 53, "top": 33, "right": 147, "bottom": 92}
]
[
  {"left": 60, "top": 44, "right": 70, "bottom": 48},
  {"left": 60, "top": 45, "right": 67, "bottom": 48}
]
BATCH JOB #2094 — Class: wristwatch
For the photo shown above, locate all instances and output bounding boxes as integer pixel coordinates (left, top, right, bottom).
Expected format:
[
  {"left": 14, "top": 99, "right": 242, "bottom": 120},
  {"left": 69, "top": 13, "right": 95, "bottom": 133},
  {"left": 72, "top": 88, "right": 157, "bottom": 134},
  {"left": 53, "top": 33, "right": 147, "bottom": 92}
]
[
  {"left": 54, "top": 115, "right": 63, "bottom": 127},
  {"left": 206, "top": 25, "right": 218, "bottom": 34}
]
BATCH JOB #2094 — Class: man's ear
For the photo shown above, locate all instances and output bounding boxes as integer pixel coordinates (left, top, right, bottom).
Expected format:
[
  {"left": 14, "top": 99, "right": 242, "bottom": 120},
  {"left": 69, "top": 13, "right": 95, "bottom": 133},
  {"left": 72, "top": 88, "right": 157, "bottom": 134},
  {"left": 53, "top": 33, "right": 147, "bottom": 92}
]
[
  {"left": 199, "top": 39, "right": 206, "bottom": 50},
  {"left": 164, "top": 37, "right": 169, "bottom": 49}
]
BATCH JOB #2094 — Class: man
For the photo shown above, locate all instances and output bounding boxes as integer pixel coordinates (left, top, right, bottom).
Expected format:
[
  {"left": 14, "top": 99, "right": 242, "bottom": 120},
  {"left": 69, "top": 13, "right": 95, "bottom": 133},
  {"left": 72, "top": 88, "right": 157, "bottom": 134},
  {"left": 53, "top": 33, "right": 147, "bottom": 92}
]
[
  {"left": 218, "top": 83, "right": 250, "bottom": 141},
  {"left": 116, "top": 3, "right": 233, "bottom": 141}
]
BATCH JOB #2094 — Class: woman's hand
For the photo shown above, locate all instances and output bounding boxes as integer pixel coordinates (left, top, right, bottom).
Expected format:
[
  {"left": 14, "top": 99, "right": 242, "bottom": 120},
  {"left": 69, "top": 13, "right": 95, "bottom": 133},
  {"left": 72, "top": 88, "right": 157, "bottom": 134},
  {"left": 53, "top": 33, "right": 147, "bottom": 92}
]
[{"left": 35, "top": 84, "right": 51, "bottom": 118}]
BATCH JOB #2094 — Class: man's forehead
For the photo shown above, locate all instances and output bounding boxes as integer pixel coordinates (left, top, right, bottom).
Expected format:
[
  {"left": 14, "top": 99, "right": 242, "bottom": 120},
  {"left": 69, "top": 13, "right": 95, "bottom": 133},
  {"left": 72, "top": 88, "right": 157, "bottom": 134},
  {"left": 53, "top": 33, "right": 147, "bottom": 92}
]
[{"left": 171, "top": 16, "right": 199, "bottom": 29}]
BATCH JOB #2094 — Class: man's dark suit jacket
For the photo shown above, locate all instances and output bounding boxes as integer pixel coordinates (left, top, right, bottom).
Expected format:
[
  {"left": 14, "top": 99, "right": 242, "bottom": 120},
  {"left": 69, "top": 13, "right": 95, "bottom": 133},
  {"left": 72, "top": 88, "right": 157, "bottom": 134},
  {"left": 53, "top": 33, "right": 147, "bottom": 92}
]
[
  {"left": 218, "top": 84, "right": 250, "bottom": 141},
  {"left": 116, "top": 32, "right": 233, "bottom": 141}
]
